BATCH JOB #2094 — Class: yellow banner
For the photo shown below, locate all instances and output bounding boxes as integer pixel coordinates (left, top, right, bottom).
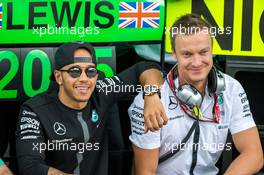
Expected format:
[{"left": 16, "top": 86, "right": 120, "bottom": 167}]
[{"left": 165, "top": 0, "right": 264, "bottom": 57}]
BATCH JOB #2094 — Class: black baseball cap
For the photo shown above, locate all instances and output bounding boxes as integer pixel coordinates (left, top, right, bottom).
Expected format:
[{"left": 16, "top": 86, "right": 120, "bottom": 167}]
[{"left": 50, "top": 42, "right": 96, "bottom": 81}]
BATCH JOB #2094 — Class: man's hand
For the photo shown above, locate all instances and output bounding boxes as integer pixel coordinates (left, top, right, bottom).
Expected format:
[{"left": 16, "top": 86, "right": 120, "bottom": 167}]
[
  {"left": 48, "top": 167, "right": 73, "bottom": 175},
  {"left": 0, "top": 165, "right": 13, "bottom": 175},
  {"left": 144, "top": 94, "right": 168, "bottom": 132}
]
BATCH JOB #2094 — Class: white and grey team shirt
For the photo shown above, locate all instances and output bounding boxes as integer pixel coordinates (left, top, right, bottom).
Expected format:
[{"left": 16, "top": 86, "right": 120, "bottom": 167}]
[{"left": 129, "top": 74, "right": 256, "bottom": 175}]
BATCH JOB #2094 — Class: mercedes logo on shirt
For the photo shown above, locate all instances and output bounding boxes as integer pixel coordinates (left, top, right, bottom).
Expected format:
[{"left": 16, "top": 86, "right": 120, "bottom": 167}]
[
  {"left": 168, "top": 96, "right": 178, "bottom": 110},
  {"left": 53, "top": 122, "right": 66, "bottom": 135}
]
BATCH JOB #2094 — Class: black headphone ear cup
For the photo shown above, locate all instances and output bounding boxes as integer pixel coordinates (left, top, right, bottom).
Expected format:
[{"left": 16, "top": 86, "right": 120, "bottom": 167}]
[{"left": 208, "top": 67, "right": 217, "bottom": 94}]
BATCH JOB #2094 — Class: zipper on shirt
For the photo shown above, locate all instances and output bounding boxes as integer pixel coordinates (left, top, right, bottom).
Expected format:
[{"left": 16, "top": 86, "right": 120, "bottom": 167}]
[{"left": 74, "top": 112, "right": 90, "bottom": 174}]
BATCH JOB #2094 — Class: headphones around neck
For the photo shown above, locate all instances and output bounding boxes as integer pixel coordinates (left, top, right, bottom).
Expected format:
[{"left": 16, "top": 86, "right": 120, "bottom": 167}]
[{"left": 168, "top": 64, "right": 226, "bottom": 107}]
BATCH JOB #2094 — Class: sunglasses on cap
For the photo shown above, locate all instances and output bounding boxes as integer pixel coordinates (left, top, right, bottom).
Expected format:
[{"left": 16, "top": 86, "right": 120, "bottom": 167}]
[{"left": 60, "top": 66, "right": 98, "bottom": 78}]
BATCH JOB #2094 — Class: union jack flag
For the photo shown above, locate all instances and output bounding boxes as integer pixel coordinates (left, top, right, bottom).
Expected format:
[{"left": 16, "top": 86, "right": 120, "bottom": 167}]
[
  {"left": 119, "top": 2, "right": 160, "bottom": 28},
  {"left": 0, "top": 3, "right": 2, "bottom": 29}
]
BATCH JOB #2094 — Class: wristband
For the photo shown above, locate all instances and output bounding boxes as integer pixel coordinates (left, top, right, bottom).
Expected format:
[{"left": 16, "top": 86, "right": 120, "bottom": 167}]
[
  {"left": 0, "top": 158, "right": 5, "bottom": 166},
  {"left": 143, "top": 85, "right": 161, "bottom": 99}
]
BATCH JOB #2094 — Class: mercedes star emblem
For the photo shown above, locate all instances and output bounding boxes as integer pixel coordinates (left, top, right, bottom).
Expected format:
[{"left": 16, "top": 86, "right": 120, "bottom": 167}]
[{"left": 53, "top": 122, "right": 66, "bottom": 135}]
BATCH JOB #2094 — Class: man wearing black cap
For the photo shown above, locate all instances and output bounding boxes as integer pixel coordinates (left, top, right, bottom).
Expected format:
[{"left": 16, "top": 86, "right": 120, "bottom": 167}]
[{"left": 16, "top": 42, "right": 166, "bottom": 175}]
